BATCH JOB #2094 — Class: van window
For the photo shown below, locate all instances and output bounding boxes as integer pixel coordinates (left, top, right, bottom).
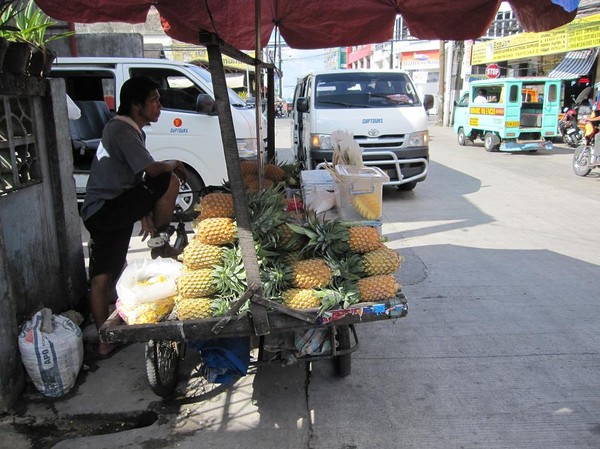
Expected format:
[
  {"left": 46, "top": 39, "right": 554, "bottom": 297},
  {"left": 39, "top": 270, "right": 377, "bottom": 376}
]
[
  {"left": 314, "top": 72, "right": 419, "bottom": 109},
  {"left": 130, "top": 68, "right": 204, "bottom": 112}
]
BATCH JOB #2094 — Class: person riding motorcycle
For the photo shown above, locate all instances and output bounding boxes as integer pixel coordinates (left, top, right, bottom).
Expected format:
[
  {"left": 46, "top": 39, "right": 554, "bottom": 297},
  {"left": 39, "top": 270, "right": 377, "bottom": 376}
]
[{"left": 584, "top": 109, "right": 600, "bottom": 145}]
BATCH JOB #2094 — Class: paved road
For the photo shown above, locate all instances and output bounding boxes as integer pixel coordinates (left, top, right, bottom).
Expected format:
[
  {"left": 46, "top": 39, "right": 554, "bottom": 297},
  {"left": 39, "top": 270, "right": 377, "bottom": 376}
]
[{"left": 11, "top": 118, "right": 600, "bottom": 448}]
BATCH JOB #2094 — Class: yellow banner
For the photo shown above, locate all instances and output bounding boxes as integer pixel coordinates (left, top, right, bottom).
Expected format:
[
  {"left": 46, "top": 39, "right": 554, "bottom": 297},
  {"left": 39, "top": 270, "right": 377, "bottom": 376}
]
[
  {"left": 470, "top": 106, "right": 504, "bottom": 115},
  {"left": 472, "top": 13, "right": 600, "bottom": 65},
  {"left": 171, "top": 46, "right": 256, "bottom": 71}
]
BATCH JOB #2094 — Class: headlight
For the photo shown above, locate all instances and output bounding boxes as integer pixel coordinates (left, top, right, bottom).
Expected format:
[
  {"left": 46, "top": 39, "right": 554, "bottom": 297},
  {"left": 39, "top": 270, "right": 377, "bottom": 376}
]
[
  {"left": 310, "top": 134, "right": 334, "bottom": 150},
  {"left": 237, "top": 138, "right": 258, "bottom": 158},
  {"left": 406, "top": 131, "right": 428, "bottom": 147}
]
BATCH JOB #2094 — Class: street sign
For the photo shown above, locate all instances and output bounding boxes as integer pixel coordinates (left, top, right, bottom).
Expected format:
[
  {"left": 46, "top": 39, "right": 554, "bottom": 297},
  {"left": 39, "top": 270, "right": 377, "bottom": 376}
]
[{"left": 486, "top": 64, "right": 500, "bottom": 78}]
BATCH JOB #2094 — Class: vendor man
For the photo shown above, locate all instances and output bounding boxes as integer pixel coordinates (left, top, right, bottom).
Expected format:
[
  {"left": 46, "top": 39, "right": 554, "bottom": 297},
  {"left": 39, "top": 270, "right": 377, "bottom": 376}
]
[{"left": 80, "top": 76, "right": 187, "bottom": 358}]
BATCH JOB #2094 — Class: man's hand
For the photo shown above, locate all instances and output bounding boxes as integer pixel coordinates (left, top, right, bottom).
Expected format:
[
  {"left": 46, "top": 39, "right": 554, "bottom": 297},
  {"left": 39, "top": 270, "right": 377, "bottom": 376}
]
[
  {"left": 171, "top": 160, "right": 187, "bottom": 183},
  {"left": 140, "top": 214, "right": 156, "bottom": 241}
]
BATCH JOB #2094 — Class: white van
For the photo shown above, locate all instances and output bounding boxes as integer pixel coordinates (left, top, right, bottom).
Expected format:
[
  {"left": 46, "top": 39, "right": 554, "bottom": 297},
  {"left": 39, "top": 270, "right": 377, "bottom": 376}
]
[
  {"left": 51, "top": 57, "right": 259, "bottom": 219},
  {"left": 292, "top": 70, "right": 433, "bottom": 190}
]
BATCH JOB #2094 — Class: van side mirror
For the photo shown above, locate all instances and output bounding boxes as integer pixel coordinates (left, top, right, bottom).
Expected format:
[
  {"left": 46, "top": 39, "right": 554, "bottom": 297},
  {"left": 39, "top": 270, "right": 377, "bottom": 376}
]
[
  {"left": 423, "top": 94, "right": 434, "bottom": 111},
  {"left": 196, "top": 94, "right": 216, "bottom": 114},
  {"left": 297, "top": 97, "right": 309, "bottom": 113}
]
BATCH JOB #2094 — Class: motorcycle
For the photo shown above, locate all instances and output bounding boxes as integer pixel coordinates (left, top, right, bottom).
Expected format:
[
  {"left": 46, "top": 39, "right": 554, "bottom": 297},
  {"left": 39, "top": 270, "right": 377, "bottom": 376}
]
[
  {"left": 558, "top": 106, "right": 582, "bottom": 148},
  {"left": 572, "top": 125, "right": 600, "bottom": 177}
]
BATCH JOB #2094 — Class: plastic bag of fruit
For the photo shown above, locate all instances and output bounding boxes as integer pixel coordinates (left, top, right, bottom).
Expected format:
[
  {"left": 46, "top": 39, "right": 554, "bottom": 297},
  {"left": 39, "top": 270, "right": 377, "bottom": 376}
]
[{"left": 117, "top": 258, "right": 182, "bottom": 308}]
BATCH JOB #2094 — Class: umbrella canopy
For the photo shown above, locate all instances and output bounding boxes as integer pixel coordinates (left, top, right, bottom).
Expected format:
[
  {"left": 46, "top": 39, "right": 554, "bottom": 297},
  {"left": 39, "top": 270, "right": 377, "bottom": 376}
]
[{"left": 36, "top": 0, "right": 579, "bottom": 50}]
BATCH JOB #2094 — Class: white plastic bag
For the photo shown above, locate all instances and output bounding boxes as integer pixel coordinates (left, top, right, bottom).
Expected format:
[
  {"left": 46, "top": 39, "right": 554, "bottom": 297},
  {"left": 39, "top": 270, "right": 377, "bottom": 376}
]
[
  {"left": 18, "top": 308, "right": 83, "bottom": 397},
  {"left": 116, "top": 258, "right": 182, "bottom": 308}
]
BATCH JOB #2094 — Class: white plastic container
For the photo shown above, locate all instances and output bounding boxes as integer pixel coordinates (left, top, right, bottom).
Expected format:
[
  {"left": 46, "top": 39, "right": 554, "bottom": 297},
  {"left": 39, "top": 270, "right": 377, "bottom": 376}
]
[
  {"left": 301, "top": 170, "right": 335, "bottom": 213},
  {"left": 334, "top": 165, "right": 389, "bottom": 221}
]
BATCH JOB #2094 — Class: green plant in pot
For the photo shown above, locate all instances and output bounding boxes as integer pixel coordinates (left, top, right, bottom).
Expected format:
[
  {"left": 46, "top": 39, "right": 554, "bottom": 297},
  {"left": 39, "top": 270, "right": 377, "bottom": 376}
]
[
  {"left": 0, "top": 0, "right": 21, "bottom": 73},
  {"left": 8, "top": 0, "right": 75, "bottom": 76}
]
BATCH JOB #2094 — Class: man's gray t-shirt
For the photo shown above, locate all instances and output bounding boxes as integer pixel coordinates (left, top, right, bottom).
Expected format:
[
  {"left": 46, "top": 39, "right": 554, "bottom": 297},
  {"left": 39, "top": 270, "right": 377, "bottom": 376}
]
[{"left": 80, "top": 117, "right": 154, "bottom": 221}]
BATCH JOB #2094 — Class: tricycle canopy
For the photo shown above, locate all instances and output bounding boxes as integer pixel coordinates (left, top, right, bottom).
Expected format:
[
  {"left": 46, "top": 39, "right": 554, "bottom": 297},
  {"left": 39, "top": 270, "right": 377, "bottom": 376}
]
[{"left": 36, "top": 0, "right": 579, "bottom": 50}]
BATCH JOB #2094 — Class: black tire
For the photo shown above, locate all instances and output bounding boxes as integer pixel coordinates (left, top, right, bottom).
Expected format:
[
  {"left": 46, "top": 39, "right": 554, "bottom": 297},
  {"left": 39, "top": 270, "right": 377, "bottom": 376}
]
[
  {"left": 484, "top": 132, "right": 499, "bottom": 152},
  {"left": 176, "top": 170, "right": 204, "bottom": 222},
  {"left": 573, "top": 144, "right": 592, "bottom": 177},
  {"left": 145, "top": 339, "right": 181, "bottom": 397},
  {"left": 334, "top": 325, "right": 352, "bottom": 377},
  {"left": 397, "top": 181, "right": 417, "bottom": 191},
  {"left": 457, "top": 128, "right": 467, "bottom": 146}
]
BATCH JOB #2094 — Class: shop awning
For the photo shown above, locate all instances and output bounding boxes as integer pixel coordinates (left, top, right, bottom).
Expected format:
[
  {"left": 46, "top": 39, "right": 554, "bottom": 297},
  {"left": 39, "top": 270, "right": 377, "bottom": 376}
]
[
  {"left": 548, "top": 48, "right": 599, "bottom": 79},
  {"left": 36, "top": 0, "right": 580, "bottom": 50}
]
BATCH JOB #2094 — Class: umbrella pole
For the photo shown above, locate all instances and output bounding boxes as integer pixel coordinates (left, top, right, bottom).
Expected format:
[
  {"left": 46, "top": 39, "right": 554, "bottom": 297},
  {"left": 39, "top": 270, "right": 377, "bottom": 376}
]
[{"left": 203, "top": 35, "right": 270, "bottom": 336}]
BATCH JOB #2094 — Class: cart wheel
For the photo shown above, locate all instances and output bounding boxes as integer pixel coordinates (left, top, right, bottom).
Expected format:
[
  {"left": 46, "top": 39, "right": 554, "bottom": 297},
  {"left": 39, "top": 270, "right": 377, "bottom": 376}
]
[
  {"left": 145, "top": 339, "right": 181, "bottom": 397},
  {"left": 334, "top": 325, "right": 352, "bottom": 377}
]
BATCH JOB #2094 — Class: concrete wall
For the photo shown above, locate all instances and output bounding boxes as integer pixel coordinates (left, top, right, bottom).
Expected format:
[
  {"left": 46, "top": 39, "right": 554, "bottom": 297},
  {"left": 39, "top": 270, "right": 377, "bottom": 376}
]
[
  {"left": 48, "top": 33, "right": 144, "bottom": 58},
  {"left": 0, "top": 76, "right": 88, "bottom": 412}
]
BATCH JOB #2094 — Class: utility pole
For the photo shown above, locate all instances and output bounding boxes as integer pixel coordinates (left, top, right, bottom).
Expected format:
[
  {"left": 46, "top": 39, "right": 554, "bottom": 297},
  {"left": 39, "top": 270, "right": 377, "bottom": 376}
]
[
  {"left": 389, "top": 18, "right": 395, "bottom": 69},
  {"left": 438, "top": 40, "right": 445, "bottom": 126}
]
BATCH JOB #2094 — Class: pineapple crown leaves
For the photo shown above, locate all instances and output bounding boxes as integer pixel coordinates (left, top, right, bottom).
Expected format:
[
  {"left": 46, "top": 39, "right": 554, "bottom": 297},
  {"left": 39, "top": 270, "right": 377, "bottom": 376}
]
[
  {"left": 212, "top": 245, "right": 247, "bottom": 297},
  {"left": 326, "top": 253, "right": 364, "bottom": 286},
  {"left": 260, "top": 260, "right": 293, "bottom": 299},
  {"left": 287, "top": 211, "right": 349, "bottom": 259},
  {"left": 314, "top": 282, "right": 360, "bottom": 315},
  {"left": 247, "top": 184, "right": 289, "bottom": 247}
]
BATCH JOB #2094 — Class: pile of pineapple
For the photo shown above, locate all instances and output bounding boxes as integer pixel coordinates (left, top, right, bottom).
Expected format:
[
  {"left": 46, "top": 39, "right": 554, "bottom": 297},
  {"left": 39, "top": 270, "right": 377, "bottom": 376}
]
[{"left": 171, "top": 160, "right": 403, "bottom": 321}]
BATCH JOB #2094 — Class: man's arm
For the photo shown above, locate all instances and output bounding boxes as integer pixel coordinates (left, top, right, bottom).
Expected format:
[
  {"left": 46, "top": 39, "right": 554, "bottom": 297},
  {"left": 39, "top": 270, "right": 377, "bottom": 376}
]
[{"left": 145, "top": 160, "right": 187, "bottom": 182}]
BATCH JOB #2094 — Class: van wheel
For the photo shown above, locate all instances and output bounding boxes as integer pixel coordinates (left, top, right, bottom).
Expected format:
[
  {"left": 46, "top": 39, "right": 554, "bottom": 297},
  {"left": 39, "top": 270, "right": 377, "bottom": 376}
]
[
  {"left": 176, "top": 171, "right": 204, "bottom": 221},
  {"left": 484, "top": 132, "right": 500, "bottom": 152},
  {"left": 457, "top": 128, "right": 467, "bottom": 146}
]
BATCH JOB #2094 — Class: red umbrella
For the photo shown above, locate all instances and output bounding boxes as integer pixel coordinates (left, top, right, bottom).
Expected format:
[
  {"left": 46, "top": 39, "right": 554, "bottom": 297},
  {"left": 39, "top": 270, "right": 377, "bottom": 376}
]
[{"left": 36, "top": 0, "right": 577, "bottom": 50}]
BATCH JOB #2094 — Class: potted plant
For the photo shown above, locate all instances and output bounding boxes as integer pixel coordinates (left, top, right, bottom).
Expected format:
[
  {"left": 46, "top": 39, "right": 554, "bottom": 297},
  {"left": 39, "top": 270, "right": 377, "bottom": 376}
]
[
  {"left": 0, "top": 0, "right": 20, "bottom": 72},
  {"left": 7, "top": 0, "right": 74, "bottom": 76}
]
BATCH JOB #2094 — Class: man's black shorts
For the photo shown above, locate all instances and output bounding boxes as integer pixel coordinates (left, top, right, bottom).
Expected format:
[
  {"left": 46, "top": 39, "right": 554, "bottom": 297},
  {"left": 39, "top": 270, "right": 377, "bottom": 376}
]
[{"left": 84, "top": 172, "right": 171, "bottom": 279}]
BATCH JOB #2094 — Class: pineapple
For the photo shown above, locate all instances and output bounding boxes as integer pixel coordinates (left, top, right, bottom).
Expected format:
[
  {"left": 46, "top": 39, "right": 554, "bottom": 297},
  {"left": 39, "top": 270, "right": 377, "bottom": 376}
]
[
  {"left": 177, "top": 269, "right": 217, "bottom": 298},
  {"left": 282, "top": 288, "right": 321, "bottom": 309},
  {"left": 277, "top": 222, "right": 306, "bottom": 251},
  {"left": 240, "top": 160, "right": 258, "bottom": 176},
  {"left": 352, "top": 192, "right": 381, "bottom": 220},
  {"left": 264, "top": 163, "right": 286, "bottom": 182},
  {"left": 193, "top": 217, "right": 237, "bottom": 245},
  {"left": 357, "top": 275, "right": 399, "bottom": 301},
  {"left": 362, "top": 247, "right": 402, "bottom": 276},
  {"left": 243, "top": 174, "right": 273, "bottom": 193},
  {"left": 180, "top": 239, "right": 224, "bottom": 270},
  {"left": 175, "top": 295, "right": 213, "bottom": 320},
  {"left": 292, "top": 258, "right": 332, "bottom": 289},
  {"left": 198, "top": 192, "right": 234, "bottom": 220},
  {"left": 348, "top": 226, "right": 383, "bottom": 253}
]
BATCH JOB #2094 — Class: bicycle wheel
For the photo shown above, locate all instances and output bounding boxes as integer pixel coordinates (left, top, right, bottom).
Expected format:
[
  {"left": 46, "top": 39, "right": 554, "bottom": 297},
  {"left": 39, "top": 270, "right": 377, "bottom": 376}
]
[{"left": 145, "top": 339, "right": 181, "bottom": 397}]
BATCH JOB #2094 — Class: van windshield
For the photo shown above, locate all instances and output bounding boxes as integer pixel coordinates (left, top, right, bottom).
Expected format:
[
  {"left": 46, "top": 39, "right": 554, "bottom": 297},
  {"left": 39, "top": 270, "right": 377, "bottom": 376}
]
[{"left": 314, "top": 73, "right": 420, "bottom": 109}]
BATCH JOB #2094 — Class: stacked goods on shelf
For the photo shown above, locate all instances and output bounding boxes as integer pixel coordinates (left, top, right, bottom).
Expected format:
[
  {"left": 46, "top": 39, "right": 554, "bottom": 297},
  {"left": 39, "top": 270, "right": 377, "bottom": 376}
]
[{"left": 172, "top": 158, "right": 403, "bottom": 321}]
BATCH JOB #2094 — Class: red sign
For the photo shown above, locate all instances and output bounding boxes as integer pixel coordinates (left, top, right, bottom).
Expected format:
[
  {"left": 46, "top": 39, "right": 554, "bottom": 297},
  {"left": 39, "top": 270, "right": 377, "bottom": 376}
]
[
  {"left": 173, "top": 118, "right": 182, "bottom": 127},
  {"left": 486, "top": 64, "right": 500, "bottom": 79}
]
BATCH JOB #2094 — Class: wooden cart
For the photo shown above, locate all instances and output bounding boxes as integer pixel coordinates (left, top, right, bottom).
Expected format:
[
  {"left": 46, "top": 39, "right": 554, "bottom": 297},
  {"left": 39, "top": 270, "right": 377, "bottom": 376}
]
[
  {"left": 100, "top": 290, "right": 408, "bottom": 397},
  {"left": 98, "top": 32, "right": 408, "bottom": 397}
]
